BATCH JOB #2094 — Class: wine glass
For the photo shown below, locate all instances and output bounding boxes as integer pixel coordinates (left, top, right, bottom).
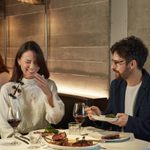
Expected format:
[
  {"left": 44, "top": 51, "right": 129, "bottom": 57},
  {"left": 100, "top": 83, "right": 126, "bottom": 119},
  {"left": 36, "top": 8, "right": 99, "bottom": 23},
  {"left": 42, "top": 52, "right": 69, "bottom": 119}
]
[
  {"left": 7, "top": 105, "right": 21, "bottom": 145},
  {"left": 73, "top": 102, "right": 87, "bottom": 129}
]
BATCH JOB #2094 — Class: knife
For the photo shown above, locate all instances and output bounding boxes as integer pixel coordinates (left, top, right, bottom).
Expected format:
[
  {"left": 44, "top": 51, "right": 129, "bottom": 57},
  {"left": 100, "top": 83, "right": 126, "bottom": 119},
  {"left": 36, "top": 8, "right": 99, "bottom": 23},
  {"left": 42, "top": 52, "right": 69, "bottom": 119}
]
[
  {"left": 15, "top": 136, "right": 29, "bottom": 144},
  {"left": 20, "top": 135, "right": 30, "bottom": 141}
]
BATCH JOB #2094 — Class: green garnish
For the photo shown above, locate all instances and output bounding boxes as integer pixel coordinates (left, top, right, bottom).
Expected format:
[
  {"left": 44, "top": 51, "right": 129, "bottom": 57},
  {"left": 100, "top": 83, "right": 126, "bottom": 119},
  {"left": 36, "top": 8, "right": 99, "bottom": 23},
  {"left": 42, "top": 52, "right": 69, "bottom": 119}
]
[
  {"left": 45, "top": 124, "right": 59, "bottom": 134},
  {"left": 105, "top": 114, "right": 116, "bottom": 118}
]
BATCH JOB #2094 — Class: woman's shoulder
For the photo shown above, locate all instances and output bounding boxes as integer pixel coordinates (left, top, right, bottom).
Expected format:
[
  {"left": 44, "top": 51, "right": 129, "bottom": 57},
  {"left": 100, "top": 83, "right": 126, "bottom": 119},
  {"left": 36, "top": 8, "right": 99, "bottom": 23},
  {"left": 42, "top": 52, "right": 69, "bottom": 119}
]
[
  {"left": 1, "top": 81, "right": 14, "bottom": 90},
  {"left": 47, "top": 78, "right": 58, "bottom": 89},
  {"left": 47, "top": 78, "right": 55, "bottom": 84}
]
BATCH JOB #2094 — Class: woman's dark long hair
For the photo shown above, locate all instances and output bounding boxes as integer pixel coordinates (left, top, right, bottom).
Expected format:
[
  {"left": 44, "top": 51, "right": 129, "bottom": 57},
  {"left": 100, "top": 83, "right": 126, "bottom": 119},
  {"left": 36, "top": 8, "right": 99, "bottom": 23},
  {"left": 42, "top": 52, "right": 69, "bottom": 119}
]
[
  {"left": 0, "top": 54, "right": 9, "bottom": 73},
  {"left": 10, "top": 41, "right": 49, "bottom": 82}
]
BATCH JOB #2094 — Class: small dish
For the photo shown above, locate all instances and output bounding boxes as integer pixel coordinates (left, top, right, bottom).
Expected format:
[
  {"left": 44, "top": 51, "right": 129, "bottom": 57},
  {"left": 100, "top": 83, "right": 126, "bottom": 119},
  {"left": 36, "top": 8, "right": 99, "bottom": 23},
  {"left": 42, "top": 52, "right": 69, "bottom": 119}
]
[
  {"left": 101, "top": 133, "right": 130, "bottom": 142},
  {"left": 92, "top": 115, "right": 118, "bottom": 122}
]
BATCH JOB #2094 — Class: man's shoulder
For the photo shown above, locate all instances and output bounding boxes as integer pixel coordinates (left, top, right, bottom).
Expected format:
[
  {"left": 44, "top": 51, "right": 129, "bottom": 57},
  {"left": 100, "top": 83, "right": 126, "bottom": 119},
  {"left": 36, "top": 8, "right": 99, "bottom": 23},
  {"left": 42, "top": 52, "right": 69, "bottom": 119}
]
[
  {"left": 110, "top": 78, "right": 126, "bottom": 90},
  {"left": 142, "top": 69, "right": 150, "bottom": 79},
  {"left": 111, "top": 78, "right": 125, "bottom": 85},
  {"left": 141, "top": 69, "right": 150, "bottom": 87}
]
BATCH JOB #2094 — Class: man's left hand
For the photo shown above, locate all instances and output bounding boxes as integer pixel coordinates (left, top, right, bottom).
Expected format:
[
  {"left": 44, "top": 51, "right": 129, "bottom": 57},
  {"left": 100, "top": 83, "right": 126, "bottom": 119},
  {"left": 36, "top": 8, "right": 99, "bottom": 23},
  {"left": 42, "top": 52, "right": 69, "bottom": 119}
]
[{"left": 110, "top": 113, "right": 128, "bottom": 127}]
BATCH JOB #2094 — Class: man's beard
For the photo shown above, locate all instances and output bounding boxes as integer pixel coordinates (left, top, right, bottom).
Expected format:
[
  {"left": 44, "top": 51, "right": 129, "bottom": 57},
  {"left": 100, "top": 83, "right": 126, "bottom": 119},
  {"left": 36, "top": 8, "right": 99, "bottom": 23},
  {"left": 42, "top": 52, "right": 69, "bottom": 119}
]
[
  {"left": 113, "top": 67, "right": 132, "bottom": 80},
  {"left": 113, "top": 69, "right": 123, "bottom": 79}
]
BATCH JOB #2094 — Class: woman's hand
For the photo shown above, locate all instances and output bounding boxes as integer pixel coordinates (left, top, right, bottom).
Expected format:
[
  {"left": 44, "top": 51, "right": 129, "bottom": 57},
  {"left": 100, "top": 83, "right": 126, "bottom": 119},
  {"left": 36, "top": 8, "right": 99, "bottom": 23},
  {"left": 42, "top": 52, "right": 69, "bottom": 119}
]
[
  {"left": 85, "top": 106, "right": 101, "bottom": 120},
  {"left": 34, "top": 73, "right": 54, "bottom": 107}
]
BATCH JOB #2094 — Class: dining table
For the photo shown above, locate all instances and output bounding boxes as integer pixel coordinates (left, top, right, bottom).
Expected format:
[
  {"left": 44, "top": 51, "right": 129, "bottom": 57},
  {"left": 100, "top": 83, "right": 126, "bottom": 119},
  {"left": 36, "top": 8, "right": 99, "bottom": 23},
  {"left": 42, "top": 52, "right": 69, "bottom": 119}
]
[{"left": 0, "top": 126, "right": 149, "bottom": 150}]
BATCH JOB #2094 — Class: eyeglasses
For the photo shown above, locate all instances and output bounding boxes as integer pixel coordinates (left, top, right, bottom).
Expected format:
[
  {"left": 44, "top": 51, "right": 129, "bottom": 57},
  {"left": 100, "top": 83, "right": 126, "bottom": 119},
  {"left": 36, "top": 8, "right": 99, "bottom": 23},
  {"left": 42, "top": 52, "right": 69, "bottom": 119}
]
[{"left": 112, "top": 59, "right": 126, "bottom": 66}]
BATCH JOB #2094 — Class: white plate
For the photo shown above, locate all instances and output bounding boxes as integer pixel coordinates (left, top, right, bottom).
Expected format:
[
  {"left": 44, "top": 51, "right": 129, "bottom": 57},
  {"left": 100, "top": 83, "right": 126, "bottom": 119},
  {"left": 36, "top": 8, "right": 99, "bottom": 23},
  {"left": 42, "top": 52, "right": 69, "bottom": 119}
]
[
  {"left": 101, "top": 133, "right": 130, "bottom": 142},
  {"left": 0, "top": 138, "right": 21, "bottom": 146},
  {"left": 92, "top": 115, "right": 118, "bottom": 122},
  {"left": 44, "top": 135, "right": 100, "bottom": 150},
  {"left": 47, "top": 143, "right": 100, "bottom": 150},
  {"left": 31, "top": 129, "right": 45, "bottom": 133}
]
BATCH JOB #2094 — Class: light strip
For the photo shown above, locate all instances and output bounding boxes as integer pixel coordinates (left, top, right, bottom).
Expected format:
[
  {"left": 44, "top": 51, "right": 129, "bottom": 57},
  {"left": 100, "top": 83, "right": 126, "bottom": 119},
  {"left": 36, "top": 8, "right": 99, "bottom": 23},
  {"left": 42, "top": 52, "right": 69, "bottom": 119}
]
[{"left": 17, "top": 0, "right": 44, "bottom": 5}]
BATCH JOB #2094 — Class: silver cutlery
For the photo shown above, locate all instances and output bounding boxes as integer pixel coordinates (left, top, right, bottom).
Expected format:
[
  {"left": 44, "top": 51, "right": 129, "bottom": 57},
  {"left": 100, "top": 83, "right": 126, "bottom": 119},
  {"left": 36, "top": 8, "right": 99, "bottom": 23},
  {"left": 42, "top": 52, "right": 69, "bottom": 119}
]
[
  {"left": 20, "top": 135, "right": 30, "bottom": 141},
  {"left": 15, "top": 136, "right": 29, "bottom": 144}
]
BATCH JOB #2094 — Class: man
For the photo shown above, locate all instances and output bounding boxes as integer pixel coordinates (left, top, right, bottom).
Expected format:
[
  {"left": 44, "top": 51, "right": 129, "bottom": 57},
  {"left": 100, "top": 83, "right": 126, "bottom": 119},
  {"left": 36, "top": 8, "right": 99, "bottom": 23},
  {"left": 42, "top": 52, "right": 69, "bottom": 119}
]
[{"left": 85, "top": 36, "right": 150, "bottom": 142}]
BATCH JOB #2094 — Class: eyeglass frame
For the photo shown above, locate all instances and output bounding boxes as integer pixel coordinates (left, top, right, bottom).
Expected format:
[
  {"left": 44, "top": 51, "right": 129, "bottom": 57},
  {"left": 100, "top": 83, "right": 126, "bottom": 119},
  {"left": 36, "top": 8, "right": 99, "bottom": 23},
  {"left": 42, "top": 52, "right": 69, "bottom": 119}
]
[{"left": 111, "top": 59, "right": 127, "bottom": 66}]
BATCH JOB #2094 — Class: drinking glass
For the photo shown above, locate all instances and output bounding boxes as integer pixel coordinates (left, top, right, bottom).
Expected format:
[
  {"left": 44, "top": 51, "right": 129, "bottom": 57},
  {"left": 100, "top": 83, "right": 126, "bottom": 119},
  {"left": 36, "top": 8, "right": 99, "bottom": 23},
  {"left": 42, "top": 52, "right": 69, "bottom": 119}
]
[
  {"left": 28, "top": 132, "right": 41, "bottom": 149},
  {"left": 68, "top": 122, "right": 80, "bottom": 135},
  {"left": 73, "top": 102, "right": 87, "bottom": 129},
  {"left": 7, "top": 105, "right": 21, "bottom": 145}
]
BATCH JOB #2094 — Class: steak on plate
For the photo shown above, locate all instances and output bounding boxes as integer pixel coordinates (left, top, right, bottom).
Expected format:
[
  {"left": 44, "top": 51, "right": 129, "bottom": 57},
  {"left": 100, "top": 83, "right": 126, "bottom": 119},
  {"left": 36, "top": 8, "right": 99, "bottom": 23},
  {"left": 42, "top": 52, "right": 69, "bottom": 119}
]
[{"left": 101, "top": 133, "right": 120, "bottom": 139}]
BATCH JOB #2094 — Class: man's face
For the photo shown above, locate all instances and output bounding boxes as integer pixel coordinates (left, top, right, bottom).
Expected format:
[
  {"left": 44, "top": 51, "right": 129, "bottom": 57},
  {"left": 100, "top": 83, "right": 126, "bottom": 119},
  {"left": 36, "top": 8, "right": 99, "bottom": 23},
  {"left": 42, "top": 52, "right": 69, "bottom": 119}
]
[{"left": 111, "top": 52, "right": 132, "bottom": 80}]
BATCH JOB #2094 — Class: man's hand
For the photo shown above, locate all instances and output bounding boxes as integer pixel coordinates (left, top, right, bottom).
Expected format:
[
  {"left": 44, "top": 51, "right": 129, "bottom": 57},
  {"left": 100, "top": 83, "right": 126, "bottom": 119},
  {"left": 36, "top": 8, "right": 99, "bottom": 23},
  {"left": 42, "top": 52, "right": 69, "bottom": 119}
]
[
  {"left": 85, "top": 106, "right": 101, "bottom": 120},
  {"left": 110, "top": 113, "right": 128, "bottom": 127}
]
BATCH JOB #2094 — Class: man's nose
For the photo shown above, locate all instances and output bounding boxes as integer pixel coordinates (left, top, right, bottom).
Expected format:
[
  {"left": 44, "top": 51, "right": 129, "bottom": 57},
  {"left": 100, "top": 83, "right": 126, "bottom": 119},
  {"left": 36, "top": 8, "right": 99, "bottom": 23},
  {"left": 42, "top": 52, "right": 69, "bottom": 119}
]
[{"left": 111, "top": 63, "right": 116, "bottom": 70}]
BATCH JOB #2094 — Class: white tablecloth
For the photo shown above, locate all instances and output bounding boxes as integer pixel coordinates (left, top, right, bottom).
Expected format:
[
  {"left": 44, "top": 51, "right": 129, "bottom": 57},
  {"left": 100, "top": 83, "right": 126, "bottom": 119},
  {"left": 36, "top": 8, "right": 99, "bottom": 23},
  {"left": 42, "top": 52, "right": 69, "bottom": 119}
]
[{"left": 0, "top": 127, "right": 149, "bottom": 150}]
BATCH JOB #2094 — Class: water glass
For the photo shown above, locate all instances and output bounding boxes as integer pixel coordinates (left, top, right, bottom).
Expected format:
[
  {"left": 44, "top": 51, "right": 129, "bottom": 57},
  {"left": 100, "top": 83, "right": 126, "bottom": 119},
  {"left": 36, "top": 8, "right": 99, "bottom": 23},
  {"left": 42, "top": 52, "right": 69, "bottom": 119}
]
[
  {"left": 28, "top": 132, "right": 41, "bottom": 149},
  {"left": 68, "top": 122, "right": 80, "bottom": 135}
]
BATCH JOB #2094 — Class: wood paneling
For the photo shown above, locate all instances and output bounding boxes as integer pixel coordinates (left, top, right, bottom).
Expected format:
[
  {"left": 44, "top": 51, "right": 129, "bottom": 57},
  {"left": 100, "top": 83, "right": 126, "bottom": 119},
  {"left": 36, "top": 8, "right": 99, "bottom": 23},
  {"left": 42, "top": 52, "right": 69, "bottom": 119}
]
[
  {"left": 49, "top": 0, "right": 110, "bottom": 98},
  {"left": 128, "top": 0, "right": 150, "bottom": 73},
  {"left": 2, "top": 0, "right": 110, "bottom": 98},
  {"left": 5, "top": 0, "right": 45, "bottom": 16},
  {"left": 0, "top": 0, "right": 4, "bottom": 57}
]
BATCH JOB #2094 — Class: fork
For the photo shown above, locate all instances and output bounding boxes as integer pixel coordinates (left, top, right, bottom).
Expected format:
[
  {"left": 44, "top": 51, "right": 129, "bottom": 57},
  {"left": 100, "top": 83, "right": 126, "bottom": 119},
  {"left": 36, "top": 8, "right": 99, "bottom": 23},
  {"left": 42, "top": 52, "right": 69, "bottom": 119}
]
[
  {"left": 15, "top": 136, "right": 29, "bottom": 144},
  {"left": 20, "top": 135, "right": 30, "bottom": 141}
]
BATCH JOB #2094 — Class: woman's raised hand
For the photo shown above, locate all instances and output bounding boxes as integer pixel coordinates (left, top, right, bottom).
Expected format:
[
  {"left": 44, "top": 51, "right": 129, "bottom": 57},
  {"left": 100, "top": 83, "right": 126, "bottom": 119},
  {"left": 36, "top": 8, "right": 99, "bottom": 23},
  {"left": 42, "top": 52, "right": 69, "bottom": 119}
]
[{"left": 34, "top": 73, "right": 53, "bottom": 107}]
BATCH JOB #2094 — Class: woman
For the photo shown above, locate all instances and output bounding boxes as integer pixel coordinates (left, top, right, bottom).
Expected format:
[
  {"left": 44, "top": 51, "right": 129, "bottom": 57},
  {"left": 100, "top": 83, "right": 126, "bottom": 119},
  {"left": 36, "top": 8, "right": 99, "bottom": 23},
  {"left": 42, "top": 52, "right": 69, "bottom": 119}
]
[
  {"left": 0, "top": 54, "right": 10, "bottom": 87},
  {"left": 0, "top": 41, "right": 64, "bottom": 138}
]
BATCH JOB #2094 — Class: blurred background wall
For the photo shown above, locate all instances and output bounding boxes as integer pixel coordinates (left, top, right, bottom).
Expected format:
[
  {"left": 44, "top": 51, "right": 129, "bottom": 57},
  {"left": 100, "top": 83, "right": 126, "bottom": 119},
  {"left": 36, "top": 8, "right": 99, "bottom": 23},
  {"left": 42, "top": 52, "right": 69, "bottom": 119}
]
[{"left": 0, "top": 0, "right": 150, "bottom": 99}]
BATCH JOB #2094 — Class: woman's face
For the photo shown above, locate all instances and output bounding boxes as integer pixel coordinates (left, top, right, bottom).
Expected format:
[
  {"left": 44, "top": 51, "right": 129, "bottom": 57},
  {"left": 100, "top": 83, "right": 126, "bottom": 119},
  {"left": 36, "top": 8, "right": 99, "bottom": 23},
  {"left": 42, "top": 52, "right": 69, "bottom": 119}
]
[{"left": 17, "top": 50, "right": 40, "bottom": 79}]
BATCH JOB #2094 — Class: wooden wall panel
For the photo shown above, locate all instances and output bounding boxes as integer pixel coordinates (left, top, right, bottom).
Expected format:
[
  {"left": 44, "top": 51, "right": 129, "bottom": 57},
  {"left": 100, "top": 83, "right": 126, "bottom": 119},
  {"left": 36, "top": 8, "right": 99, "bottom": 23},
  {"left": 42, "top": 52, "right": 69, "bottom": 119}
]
[
  {"left": 49, "top": 0, "right": 110, "bottom": 98},
  {"left": 5, "top": 0, "right": 44, "bottom": 16},
  {"left": 128, "top": 0, "right": 150, "bottom": 73},
  {"left": 50, "top": 47, "right": 108, "bottom": 61},
  {"left": 48, "top": 60, "right": 108, "bottom": 76},
  {"left": 2, "top": 0, "right": 150, "bottom": 99},
  {"left": 0, "top": 1, "right": 4, "bottom": 19},
  {"left": 2, "top": 0, "right": 110, "bottom": 98},
  {"left": 51, "top": 0, "right": 106, "bottom": 8},
  {"left": 0, "top": 0, "right": 4, "bottom": 58},
  {"left": 0, "top": 20, "right": 4, "bottom": 59},
  {"left": 51, "top": 73, "right": 108, "bottom": 98},
  {"left": 5, "top": 12, "right": 45, "bottom": 68},
  {"left": 50, "top": 2, "right": 109, "bottom": 46}
]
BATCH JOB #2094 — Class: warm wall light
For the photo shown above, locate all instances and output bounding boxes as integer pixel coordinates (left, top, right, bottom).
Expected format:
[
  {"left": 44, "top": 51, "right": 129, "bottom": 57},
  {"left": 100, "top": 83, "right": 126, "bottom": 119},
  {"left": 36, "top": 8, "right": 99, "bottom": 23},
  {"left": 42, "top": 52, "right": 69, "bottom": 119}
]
[{"left": 17, "top": 0, "right": 45, "bottom": 5}]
